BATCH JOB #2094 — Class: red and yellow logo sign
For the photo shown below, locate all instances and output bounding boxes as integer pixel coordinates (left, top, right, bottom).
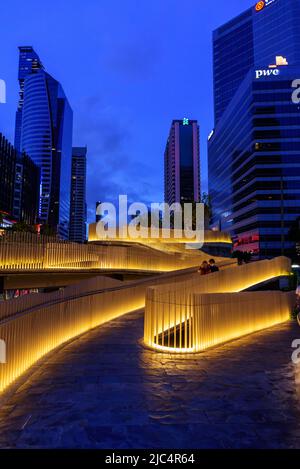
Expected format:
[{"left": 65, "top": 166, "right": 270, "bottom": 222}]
[{"left": 255, "top": 1, "right": 265, "bottom": 11}]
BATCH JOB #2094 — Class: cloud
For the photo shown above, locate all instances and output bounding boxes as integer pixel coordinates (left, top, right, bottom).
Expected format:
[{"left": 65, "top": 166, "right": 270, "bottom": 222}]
[
  {"left": 74, "top": 96, "right": 160, "bottom": 222},
  {"left": 104, "top": 36, "right": 161, "bottom": 81}
]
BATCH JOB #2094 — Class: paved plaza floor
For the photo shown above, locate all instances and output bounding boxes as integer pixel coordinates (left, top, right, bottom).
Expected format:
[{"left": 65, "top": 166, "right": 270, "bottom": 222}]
[{"left": 0, "top": 310, "right": 300, "bottom": 448}]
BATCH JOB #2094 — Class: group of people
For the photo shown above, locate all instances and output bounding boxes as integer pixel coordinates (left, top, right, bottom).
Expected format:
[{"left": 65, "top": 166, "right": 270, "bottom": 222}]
[{"left": 198, "top": 259, "right": 220, "bottom": 276}]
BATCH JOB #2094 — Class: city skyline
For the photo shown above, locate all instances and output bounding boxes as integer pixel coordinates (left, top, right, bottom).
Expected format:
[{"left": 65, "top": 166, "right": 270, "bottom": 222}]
[
  {"left": 0, "top": 0, "right": 258, "bottom": 222},
  {"left": 1, "top": 0, "right": 300, "bottom": 456}
]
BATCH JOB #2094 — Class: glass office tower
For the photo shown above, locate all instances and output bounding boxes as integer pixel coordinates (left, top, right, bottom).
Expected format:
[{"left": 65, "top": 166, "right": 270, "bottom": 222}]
[
  {"left": 213, "top": 0, "right": 300, "bottom": 125},
  {"left": 164, "top": 119, "right": 200, "bottom": 205},
  {"left": 15, "top": 47, "right": 44, "bottom": 151},
  {"left": 69, "top": 147, "right": 87, "bottom": 243},
  {"left": 209, "top": 0, "right": 300, "bottom": 259},
  {"left": 0, "top": 133, "right": 39, "bottom": 225},
  {"left": 20, "top": 69, "right": 73, "bottom": 239}
]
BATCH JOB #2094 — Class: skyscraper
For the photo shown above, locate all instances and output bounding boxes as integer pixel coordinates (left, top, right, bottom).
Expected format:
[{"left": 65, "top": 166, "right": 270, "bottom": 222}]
[
  {"left": 208, "top": 0, "right": 300, "bottom": 259},
  {"left": 213, "top": 0, "right": 300, "bottom": 125},
  {"left": 0, "top": 134, "right": 16, "bottom": 219},
  {"left": 69, "top": 147, "right": 87, "bottom": 243},
  {"left": 13, "top": 152, "right": 40, "bottom": 225},
  {"left": 15, "top": 47, "right": 44, "bottom": 151},
  {"left": 164, "top": 119, "right": 200, "bottom": 206},
  {"left": 0, "top": 133, "right": 39, "bottom": 225},
  {"left": 16, "top": 47, "right": 73, "bottom": 239}
]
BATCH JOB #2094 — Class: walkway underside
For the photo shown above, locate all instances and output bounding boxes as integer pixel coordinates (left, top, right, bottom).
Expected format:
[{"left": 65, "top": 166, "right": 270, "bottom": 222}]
[{"left": 0, "top": 310, "right": 300, "bottom": 449}]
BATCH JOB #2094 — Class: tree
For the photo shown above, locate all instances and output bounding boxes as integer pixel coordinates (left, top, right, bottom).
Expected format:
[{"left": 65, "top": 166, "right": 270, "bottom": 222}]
[{"left": 11, "top": 221, "right": 35, "bottom": 233}]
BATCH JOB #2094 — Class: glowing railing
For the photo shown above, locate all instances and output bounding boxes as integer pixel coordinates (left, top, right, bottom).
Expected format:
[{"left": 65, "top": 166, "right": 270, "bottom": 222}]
[
  {"left": 0, "top": 266, "right": 216, "bottom": 393},
  {"left": 144, "top": 257, "right": 293, "bottom": 352},
  {"left": 88, "top": 224, "right": 232, "bottom": 245},
  {"left": 0, "top": 257, "right": 291, "bottom": 394},
  {"left": 191, "top": 291, "right": 294, "bottom": 352},
  {"left": 0, "top": 232, "right": 230, "bottom": 273}
]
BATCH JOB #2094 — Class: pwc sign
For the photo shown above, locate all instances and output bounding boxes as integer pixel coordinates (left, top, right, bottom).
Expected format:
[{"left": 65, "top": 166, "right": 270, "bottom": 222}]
[
  {"left": 0, "top": 79, "right": 6, "bottom": 104},
  {"left": 255, "top": 56, "right": 288, "bottom": 79},
  {"left": 255, "top": 68, "right": 280, "bottom": 79}
]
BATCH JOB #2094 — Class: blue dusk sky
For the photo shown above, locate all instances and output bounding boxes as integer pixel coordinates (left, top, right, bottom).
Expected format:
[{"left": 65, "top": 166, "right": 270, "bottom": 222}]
[{"left": 0, "top": 0, "right": 255, "bottom": 221}]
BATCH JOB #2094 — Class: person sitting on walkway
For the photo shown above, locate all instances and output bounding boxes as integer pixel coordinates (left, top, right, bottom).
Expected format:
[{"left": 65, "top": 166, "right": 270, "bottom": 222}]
[
  {"left": 198, "top": 261, "right": 211, "bottom": 275},
  {"left": 209, "top": 259, "right": 219, "bottom": 273}
]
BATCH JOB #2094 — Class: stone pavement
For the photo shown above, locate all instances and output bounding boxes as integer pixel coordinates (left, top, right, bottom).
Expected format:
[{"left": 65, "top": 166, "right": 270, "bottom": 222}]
[{"left": 0, "top": 310, "right": 300, "bottom": 449}]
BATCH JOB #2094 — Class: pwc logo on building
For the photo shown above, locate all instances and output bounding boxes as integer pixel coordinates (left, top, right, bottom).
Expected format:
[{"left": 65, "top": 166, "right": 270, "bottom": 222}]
[
  {"left": 0, "top": 79, "right": 6, "bottom": 104},
  {"left": 255, "top": 56, "right": 288, "bottom": 79}
]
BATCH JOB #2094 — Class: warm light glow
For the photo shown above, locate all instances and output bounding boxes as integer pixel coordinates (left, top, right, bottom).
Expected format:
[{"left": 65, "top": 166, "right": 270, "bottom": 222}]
[
  {"left": 1, "top": 266, "right": 209, "bottom": 393},
  {"left": 88, "top": 223, "right": 232, "bottom": 245},
  {"left": 1, "top": 261, "right": 242, "bottom": 393},
  {"left": 0, "top": 231, "right": 232, "bottom": 274},
  {"left": 144, "top": 257, "right": 293, "bottom": 353}
]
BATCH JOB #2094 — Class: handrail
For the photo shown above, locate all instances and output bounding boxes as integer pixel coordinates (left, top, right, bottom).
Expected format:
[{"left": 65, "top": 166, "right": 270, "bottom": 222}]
[
  {"left": 0, "top": 231, "right": 232, "bottom": 273},
  {"left": 0, "top": 262, "right": 235, "bottom": 393},
  {"left": 144, "top": 257, "right": 292, "bottom": 352},
  {"left": 0, "top": 260, "right": 237, "bottom": 323}
]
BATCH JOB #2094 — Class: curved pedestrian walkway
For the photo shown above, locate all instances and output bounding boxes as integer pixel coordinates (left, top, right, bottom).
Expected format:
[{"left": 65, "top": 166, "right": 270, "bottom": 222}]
[{"left": 0, "top": 310, "right": 300, "bottom": 449}]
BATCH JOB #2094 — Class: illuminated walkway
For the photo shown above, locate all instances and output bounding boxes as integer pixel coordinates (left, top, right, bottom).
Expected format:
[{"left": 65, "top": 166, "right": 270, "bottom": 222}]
[{"left": 0, "top": 310, "right": 300, "bottom": 449}]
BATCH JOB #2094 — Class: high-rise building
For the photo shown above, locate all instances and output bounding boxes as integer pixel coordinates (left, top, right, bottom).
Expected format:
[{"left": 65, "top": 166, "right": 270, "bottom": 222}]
[
  {"left": 0, "top": 133, "right": 39, "bottom": 225},
  {"left": 69, "top": 147, "right": 87, "bottom": 243},
  {"left": 15, "top": 47, "right": 44, "bottom": 151},
  {"left": 164, "top": 119, "right": 200, "bottom": 206},
  {"left": 213, "top": 0, "right": 300, "bottom": 125},
  {"left": 16, "top": 47, "right": 73, "bottom": 239},
  {"left": 209, "top": 0, "right": 300, "bottom": 259},
  {"left": 13, "top": 152, "right": 40, "bottom": 225},
  {"left": 0, "top": 134, "right": 16, "bottom": 219}
]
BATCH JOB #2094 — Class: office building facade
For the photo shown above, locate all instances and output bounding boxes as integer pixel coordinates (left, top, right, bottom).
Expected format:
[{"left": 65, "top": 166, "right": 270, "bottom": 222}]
[
  {"left": 0, "top": 133, "right": 39, "bottom": 225},
  {"left": 209, "top": 0, "right": 300, "bottom": 258},
  {"left": 16, "top": 47, "right": 73, "bottom": 239},
  {"left": 213, "top": 0, "right": 300, "bottom": 125},
  {"left": 69, "top": 147, "right": 87, "bottom": 243},
  {"left": 15, "top": 46, "right": 44, "bottom": 151},
  {"left": 164, "top": 119, "right": 200, "bottom": 206},
  {"left": 13, "top": 152, "right": 40, "bottom": 225},
  {"left": 0, "top": 134, "right": 16, "bottom": 219}
]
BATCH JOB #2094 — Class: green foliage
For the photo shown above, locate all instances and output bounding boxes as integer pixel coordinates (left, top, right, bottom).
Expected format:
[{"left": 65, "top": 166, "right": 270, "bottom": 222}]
[{"left": 11, "top": 221, "right": 35, "bottom": 233}]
